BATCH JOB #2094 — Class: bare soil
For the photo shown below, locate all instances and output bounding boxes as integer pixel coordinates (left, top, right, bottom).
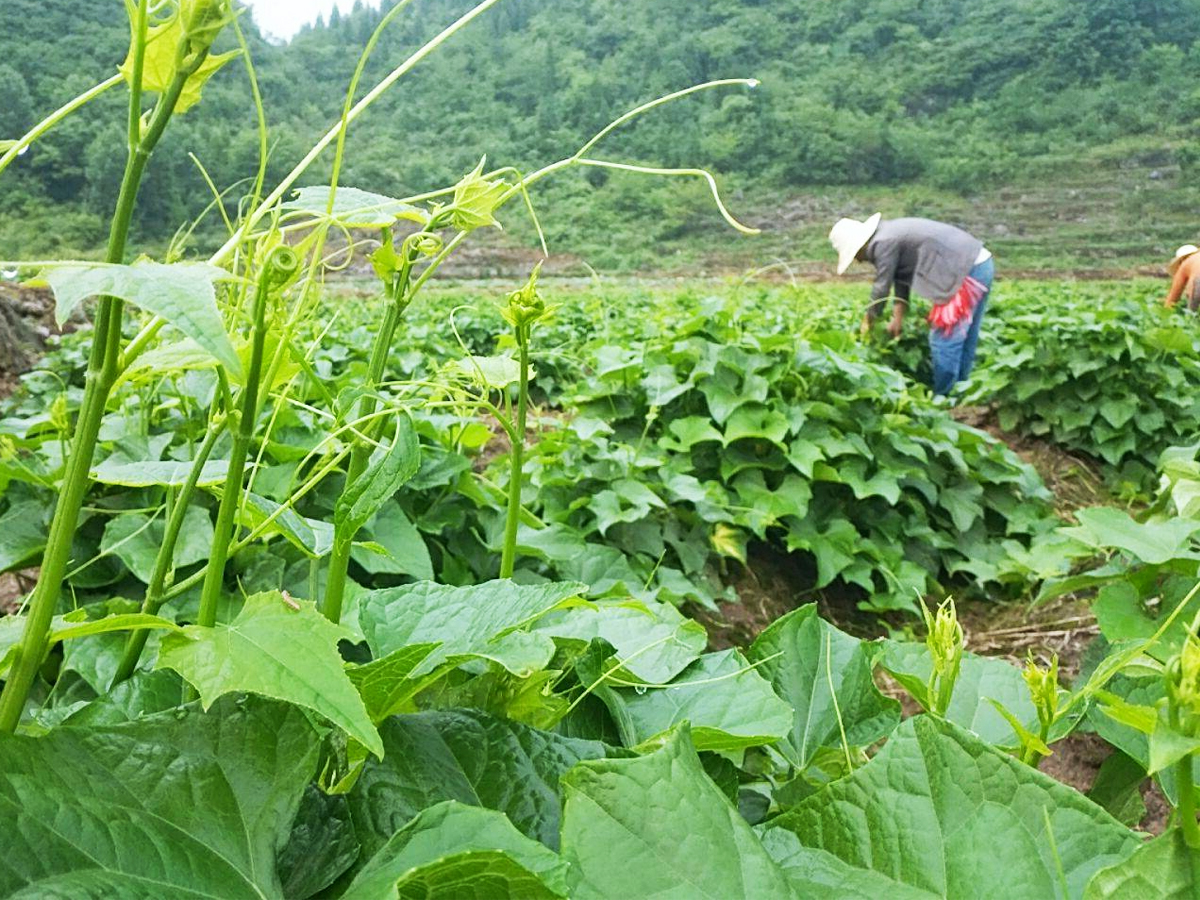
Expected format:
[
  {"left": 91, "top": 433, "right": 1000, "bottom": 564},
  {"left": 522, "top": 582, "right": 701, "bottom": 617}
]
[{"left": 0, "top": 283, "right": 60, "bottom": 396}]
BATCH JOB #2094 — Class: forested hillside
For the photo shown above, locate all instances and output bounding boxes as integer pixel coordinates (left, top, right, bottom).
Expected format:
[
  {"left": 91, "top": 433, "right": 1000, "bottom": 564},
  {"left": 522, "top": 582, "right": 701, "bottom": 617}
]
[{"left": 2, "top": 0, "right": 1199, "bottom": 269}]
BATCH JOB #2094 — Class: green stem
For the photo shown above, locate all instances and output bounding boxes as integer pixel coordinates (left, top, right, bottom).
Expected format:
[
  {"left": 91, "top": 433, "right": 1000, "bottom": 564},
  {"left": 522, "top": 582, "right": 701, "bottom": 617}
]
[
  {"left": 1178, "top": 754, "right": 1200, "bottom": 849},
  {"left": 322, "top": 262, "right": 413, "bottom": 624},
  {"left": 111, "top": 418, "right": 226, "bottom": 686},
  {"left": 0, "top": 14, "right": 199, "bottom": 732},
  {"left": 499, "top": 327, "right": 530, "bottom": 579},
  {"left": 194, "top": 271, "right": 271, "bottom": 630},
  {"left": 152, "top": 447, "right": 350, "bottom": 609}
]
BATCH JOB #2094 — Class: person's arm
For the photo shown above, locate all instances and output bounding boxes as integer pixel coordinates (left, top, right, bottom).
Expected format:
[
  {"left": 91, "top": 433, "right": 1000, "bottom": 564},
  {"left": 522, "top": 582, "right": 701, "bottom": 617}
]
[
  {"left": 1166, "top": 265, "right": 1189, "bottom": 308},
  {"left": 887, "top": 299, "right": 908, "bottom": 338},
  {"left": 865, "top": 240, "right": 900, "bottom": 322}
]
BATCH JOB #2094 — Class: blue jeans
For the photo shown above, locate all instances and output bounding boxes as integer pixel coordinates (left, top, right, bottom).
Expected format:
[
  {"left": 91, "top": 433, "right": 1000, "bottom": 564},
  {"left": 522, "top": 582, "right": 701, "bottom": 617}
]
[{"left": 929, "top": 257, "right": 993, "bottom": 397}]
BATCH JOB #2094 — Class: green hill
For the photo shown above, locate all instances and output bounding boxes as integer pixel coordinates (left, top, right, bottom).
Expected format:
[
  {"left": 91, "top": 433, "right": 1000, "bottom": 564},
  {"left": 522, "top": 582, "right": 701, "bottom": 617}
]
[{"left": 2, "top": 0, "right": 1198, "bottom": 272}]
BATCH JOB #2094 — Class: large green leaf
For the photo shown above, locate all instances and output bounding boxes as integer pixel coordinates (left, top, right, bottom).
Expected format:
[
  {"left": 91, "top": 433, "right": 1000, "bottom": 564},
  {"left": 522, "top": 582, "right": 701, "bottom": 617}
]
[
  {"left": 532, "top": 597, "right": 707, "bottom": 684},
  {"left": 559, "top": 726, "right": 799, "bottom": 899},
  {"left": 1061, "top": 507, "right": 1200, "bottom": 564},
  {"left": 342, "top": 802, "right": 569, "bottom": 900},
  {"left": 1083, "top": 829, "right": 1199, "bottom": 899},
  {"left": 358, "top": 580, "right": 584, "bottom": 677},
  {"left": 748, "top": 605, "right": 899, "bottom": 767},
  {"left": 0, "top": 697, "right": 319, "bottom": 898},
  {"left": 157, "top": 591, "right": 382, "bottom": 757},
  {"left": 46, "top": 262, "right": 240, "bottom": 375},
  {"left": 759, "top": 716, "right": 1139, "bottom": 900},
  {"left": 881, "top": 640, "right": 1038, "bottom": 746},
  {"left": 600, "top": 649, "right": 793, "bottom": 751},
  {"left": 345, "top": 710, "right": 624, "bottom": 864}
]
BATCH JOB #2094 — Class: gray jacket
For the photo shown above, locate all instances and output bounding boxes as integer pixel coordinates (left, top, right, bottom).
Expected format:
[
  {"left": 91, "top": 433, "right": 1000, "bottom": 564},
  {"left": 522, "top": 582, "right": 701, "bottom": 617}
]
[{"left": 864, "top": 218, "right": 983, "bottom": 318}]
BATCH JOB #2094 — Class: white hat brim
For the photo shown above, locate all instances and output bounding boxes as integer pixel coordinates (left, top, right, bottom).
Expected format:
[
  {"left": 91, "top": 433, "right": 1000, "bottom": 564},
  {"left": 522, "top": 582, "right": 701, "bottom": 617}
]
[
  {"left": 1169, "top": 247, "right": 1199, "bottom": 275},
  {"left": 835, "top": 213, "right": 882, "bottom": 275}
]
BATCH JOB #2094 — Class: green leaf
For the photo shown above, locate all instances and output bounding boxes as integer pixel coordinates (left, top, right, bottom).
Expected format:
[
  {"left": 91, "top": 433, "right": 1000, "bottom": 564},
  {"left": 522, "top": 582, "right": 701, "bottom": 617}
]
[
  {"left": 451, "top": 158, "right": 508, "bottom": 232},
  {"left": 345, "top": 710, "right": 625, "bottom": 865},
  {"left": 347, "top": 642, "right": 442, "bottom": 722},
  {"left": 445, "top": 354, "right": 528, "bottom": 389},
  {"left": 724, "top": 404, "right": 790, "bottom": 446},
  {"left": 51, "top": 612, "right": 180, "bottom": 644},
  {"left": 0, "top": 611, "right": 180, "bottom": 679},
  {"left": 559, "top": 726, "right": 799, "bottom": 899},
  {"left": 1062, "top": 507, "right": 1200, "bottom": 564},
  {"left": 352, "top": 502, "right": 434, "bottom": 580},
  {"left": 532, "top": 597, "right": 707, "bottom": 684},
  {"left": 881, "top": 640, "right": 1039, "bottom": 746},
  {"left": 100, "top": 505, "right": 212, "bottom": 583},
  {"left": 285, "top": 185, "right": 429, "bottom": 227},
  {"left": 1086, "top": 750, "right": 1148, "bottom": 827},
  {"left": 342, "top": 802, "right": 569, "bottom": 900},
  {"left": 662, "top": 416, "right": 724, "bottom": 450},
  {"left": 336, "top": 414, "right": 421, "bottom": 536},
  {"left": 759, "top": 716, "right": 1139, "bottom": 900},
  {"left": 1084, "top": 829, "right": 1200, "bottom": 899},
  {"left": 1148, "top": 706, "right": 1200, "bottom": 775},
  {"left": 601, "top": 649, "right": 793, "bottom": 751},
  {"left": 157, "top": 591, "right": 383, "bottom": 757},
  {"left": 359, "top": 580, "right": 584, "bottom": 678},
  {"left": 0, "top": 697, "right": 319, "bottom": 897},
  {"left": 1093, "top": 577, "right": 1200, "bottom": 663},
  {"left": 119, "top": 4, "right": 238, "bottom": 113},
  {"left": 0, "top": 499, "right": 48, "bottom": 572},
  {"left": 278, "top": 787, "right": 360, "bottom": 900},
  {"left": 748, "top": 605, "right": 899, "bottom": 768},
  {"left": 92, "top": 457, "right": 230, "bottom": 487},
  {"left": 45, "top": 262, "right": 240, "bottom": 374},
  {"left": 241, "top": 491, "right": 335, "bottom": 558}
]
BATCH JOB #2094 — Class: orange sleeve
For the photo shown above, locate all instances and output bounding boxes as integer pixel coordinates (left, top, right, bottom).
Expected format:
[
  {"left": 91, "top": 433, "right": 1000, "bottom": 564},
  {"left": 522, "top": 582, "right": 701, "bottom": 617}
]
[{"left": 1166, "top": 264, "right": 1189, "bottom": 307}]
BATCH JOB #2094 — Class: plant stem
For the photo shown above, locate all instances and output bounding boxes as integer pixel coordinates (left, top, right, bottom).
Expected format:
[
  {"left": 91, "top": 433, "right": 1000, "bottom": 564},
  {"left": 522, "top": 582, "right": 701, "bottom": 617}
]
[
  {"left": 111, "top": 418, "right": 226, "bottom": 686},
  {"left": 1178, "top": 755, "right": 1200, "bottom": 849},
  {"left": 0, "top": 10, "right": 199, "bottom": 731},
  {"left": 499, "top": 327, "right": 530, "bottom": 579},
  {"left": 194, "top": 270, "right": 272, "bottom": 630},
  {"left": 322, "top": 269, "right": 411, "bottom": 624}
]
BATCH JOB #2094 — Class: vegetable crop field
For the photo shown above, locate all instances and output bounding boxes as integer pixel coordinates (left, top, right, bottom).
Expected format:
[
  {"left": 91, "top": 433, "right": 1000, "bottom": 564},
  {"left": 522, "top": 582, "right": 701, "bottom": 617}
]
[{"left": 2, "top": 2, "right": 1200, "bottom": 898}]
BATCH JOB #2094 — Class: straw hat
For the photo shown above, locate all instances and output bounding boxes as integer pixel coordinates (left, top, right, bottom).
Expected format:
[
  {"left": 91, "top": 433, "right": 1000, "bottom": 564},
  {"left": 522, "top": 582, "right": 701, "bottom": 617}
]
[
  {"left": 829, "top": 213, "right": 882, "bottom": 275},
  {"left": 1169, "top": 244, "right": 1199, "bottom": 275}
]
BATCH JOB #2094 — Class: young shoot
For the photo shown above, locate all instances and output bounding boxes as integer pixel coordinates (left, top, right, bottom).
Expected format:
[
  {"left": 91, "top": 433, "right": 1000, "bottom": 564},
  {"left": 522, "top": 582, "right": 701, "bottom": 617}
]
[
  {"left": 1165, "top": 630, "right": 1200, "bottom": 847},
  {"left": 923, "top": 598, "right": 963, "bottom": 718},
  {"left": 499, "top": 263, "right": 552, "bottom": 578}
]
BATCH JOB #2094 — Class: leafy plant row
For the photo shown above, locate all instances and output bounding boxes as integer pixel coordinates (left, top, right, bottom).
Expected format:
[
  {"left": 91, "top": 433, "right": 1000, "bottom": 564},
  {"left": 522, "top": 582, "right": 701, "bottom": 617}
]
[
  {"left": 963, "top": 285, "right": 1200, "bottom": 489},
  {"left": 1, "top": 573, "right": 1191, "bottom": 898}
]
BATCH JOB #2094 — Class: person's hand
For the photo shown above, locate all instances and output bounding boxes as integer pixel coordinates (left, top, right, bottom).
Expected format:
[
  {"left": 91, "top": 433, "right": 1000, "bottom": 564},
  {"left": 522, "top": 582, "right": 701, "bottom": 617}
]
[{"left": 886, "top": 317, "right": 903, "bottom": 340}]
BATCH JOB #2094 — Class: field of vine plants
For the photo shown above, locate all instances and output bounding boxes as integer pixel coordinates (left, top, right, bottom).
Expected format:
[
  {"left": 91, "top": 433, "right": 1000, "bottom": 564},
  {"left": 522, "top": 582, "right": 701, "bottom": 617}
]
[{"left": 0, "top": 1, "right": 1199, "bottom": 898}]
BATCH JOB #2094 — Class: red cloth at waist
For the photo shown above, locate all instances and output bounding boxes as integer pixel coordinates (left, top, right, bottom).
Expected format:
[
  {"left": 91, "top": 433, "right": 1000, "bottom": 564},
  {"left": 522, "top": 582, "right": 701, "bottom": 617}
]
[{"left": 927, "top": 276, "right": 987, "bottom": 334}]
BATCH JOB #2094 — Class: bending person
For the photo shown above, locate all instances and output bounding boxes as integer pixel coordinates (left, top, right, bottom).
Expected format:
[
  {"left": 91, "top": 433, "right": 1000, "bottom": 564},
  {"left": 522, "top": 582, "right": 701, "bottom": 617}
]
[
  {"left": 830, "top": 214, "right": 993, "bottom": 397},
  {"left": 1164, "top": 244, "right": 1200, "bottom": 311}
]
